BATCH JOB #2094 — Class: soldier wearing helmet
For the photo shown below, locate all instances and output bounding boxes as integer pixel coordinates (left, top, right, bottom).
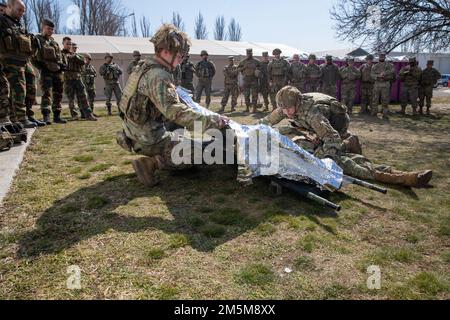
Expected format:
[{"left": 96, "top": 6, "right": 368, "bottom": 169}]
[
  {"left": 127, "top": 50, "right": 143, "bottom": 75},
  {"left": 195, "top": 50, "right": 216, "bottom": 108},
  {"left": 304, "top": 54, "right": 322, "bottom": 92},
  {"left": 82, "top": 53, "right": 97, "bottom": 114},
  {"left": 237, "top": 48, "right": 261, "bottom": 113},
  {"left": 339, "top": 56, "right": 360, "bottom": 114},
  {"left": 359, "top": 54, "right": 375, "bottom": 114},
  {"left": 99, "top": 52, "right": 123, "bottom": 115},
  {"left": 398, "top": 56, "right": 422, "bottom": 115},
  {"left": 116, "top": 24, "right": 229, "bottom": 187},
  {"left": 267, "top": 48, "right": 290, "bottom": 110},
  {"left": 259, "top": 52, "right": 271, "bottom": 111},
  {"left": 219, "top": 56, "right": 239, "bottom": 113},
  {"left": 371, "top": 51, "right": 396, "bottom": 119},
  {"left": 320, "top": 55, "right": 340, "bottom": 98},
  {"left": 419, "top": 60, "right": 441, "bottom": 115}
]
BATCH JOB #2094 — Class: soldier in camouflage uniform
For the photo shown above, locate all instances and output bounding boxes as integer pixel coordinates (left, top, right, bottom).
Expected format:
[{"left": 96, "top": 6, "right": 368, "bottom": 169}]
[
  {"left": 288, "top": 54, "right": 306, "bottom": 93},
  {"left": 259, "top": 52, "right": 270, "bottom": 112},
  {"left": 0, "top": 0, "right": 38, "bottom": 128},
  {"left": 238, "top": 48, "right": 261, "bottom": 113},
  {"left": 82, "top": 53, "right": 97, "bottom": 114},
  {"left": 304, "top": 54, "right": 322, "bottom": 93},
  {"left": 398, "top": 56, "right": 422, "bottom": 115},
  {"left": 259, "top": 86, "right": 433, "bottom": 187},
  {"left": 268, "top": 48, "right": 290, "bottom": 110},
  {"left": 116, "top": 24, "right": 229, "bottom": 187},
  {"left": 33, "top": 19, "right": 67, "bottom": 124},
  {"left": 24, "top": 61, "right": 45, "bottom": 126},
  {"left": 62, "top": 41, "right": 96, "bottom": 120},
  {"left": 419, "top": 60, "right": 441, "bottom": 115},
  {"left": 359, "top": 54, "right": 375, "bottom": 114},
  {"left": 99, "top": 53, "right": 123, "bottom": 115},
  {"left": 179, "top": 55, "right": 195, "bottom": 92},
  {"left": 127, "top": 50, "right": 143, "bottom": 75},
  {"left": 195, "top": 50, "right": 215, "bottom": 108},
  {"left": 371, "top": 52, "right": 396, "bottom": 120},
  {"left": 320, "top": 55, "right": 340, "bottom": 98},
  {"left": 219, "top": 56, "right": 239, "bottom": 113},
  {"left": 340, "top": 57, "right": 360, "bottom": 114}
]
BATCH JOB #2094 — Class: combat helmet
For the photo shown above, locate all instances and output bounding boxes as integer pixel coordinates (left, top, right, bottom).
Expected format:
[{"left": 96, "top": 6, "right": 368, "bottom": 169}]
[
  {"left": 150, "top": 24, "right": 191, "bottom": 56},
  {"left": 276, "top": 86, "right": 302, "bottom": 109},
  {"left": 308, "top": 54, "right": 316, "bottom": 60},
  {"left": 105, "top": 53, "right": 113, "bottom": 59},
  {"left": 200, "top": 50, "right": 209, "bottom": 56},
  {"left": 273, "top": 48, "right": 282, "bottom": 55},
  {"left": 133, "top": 50, "right": 141, "bottom": 56},
  {"left": 84, "top": 53, "right": 92, "bottom": 60},
  {"left": 366, "top": 54, "right": 374, "bottom": 61}
]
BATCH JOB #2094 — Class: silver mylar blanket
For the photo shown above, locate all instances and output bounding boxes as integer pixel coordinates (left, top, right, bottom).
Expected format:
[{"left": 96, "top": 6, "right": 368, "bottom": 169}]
[{"left": 176, "top": 87, "right": 343, "bottom": 190}]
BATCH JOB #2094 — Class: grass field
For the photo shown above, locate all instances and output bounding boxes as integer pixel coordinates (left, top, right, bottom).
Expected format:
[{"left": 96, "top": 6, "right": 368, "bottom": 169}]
[{"left": 0, "top": 98, "right": 449, "bottom": 299}]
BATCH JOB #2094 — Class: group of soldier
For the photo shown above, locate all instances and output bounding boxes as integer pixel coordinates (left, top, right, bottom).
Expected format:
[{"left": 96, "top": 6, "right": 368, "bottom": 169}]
[{"left": 174, "top": 47, "right": 441, "bottom": 120}]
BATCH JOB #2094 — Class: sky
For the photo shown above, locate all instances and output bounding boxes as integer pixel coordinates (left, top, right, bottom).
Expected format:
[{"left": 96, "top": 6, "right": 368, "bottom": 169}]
[{"left": 58, "top": 0, "right": 353, "bottom": 52}]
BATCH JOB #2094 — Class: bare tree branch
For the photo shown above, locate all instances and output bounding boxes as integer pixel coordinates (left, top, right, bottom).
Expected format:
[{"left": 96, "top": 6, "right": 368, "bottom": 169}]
[
  {"left": 171, "top": 12, "right": 185, "bottom": 32},
  {"left": 140, "top": 16, "right": 151, "bottom": 37},
  {"left": 214, "top": 15, "right": 226, "bottom": 40},
  {"left": 194, "top": 11, "right": 208, "bottom": 40},
  {"left": 227, "top": 18, "right": 242, "bottom": 42}
]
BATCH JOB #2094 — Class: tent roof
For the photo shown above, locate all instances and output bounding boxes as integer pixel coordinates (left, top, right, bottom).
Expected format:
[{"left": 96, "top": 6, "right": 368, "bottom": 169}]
[{"left": 52, "top": 34, "right": 309, "bottom": 57}]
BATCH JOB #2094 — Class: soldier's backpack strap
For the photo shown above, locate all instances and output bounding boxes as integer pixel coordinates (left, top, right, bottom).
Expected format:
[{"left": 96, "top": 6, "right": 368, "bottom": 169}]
[{"left": 119, "top": 60, "right": 158, "bottom": 119}]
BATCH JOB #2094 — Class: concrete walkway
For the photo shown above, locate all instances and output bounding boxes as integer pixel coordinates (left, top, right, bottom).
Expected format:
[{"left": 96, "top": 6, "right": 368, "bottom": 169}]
[{"left": 0, "top": 128, "right": 36, "bottom": 206}]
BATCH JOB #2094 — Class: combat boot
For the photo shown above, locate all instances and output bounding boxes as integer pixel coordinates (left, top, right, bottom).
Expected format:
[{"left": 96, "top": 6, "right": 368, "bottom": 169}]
[
  {"left": 426, "top": 107, "right": 430, "bottom": 115},
  {"left": 132, "top": 156, "right": 164, "bottom": 187},
  {"left": 419, "top": 107, "right": 424, "bottom": 115},
  {"left": 85, "top": 113, "right": 98, "bottom": 121},
  {"left": 53, "top": 111, "right": 67, "bottom": 124},
  {"left": 382, "top": 107, "right": 389, "bottom": 120},
  {"left": 245, "top": 106, "right": 250, "bottom": 113},
  {"left": 359, "top": 106, "right": 368, "bottom": 114},
  {"left": 218, "top": 106, "right": 225, "bottom": 114},
  {"left": 412, "top": 107, "right": 417, "bottom": 115},
  {"left": 230, "top": 105, "right": 236, "bottom": 112},
  {"left": 373, "top": 170, "right": 432, "bottom": 187},
  {"left": 28, "top": 116, "right": 46, "bottom": 127},
  {"left": 42, "top": 112, "right": 52, "bottom": 125},
  {"left": 252, "top": 106, "right": 257, "bottom": 113},
  {"left": 397, "top": 106, "right": 406, "bottom": 115},
  {"left": 20, "top": 118, "right": 37, "bottom": 129},
  {"left": 107, "top": 105, "right": 112, "bottom": 116}
]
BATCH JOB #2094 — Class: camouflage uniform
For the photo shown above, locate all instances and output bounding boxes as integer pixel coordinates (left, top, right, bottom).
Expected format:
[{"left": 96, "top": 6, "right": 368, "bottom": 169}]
[
  {"left": 371, "top": 54, "right": 396, "bottom": 118},
  {"left": 304, "top": 55, "right": 322, "bottom": 93},
  {"left": 398, "top": 57, "right": 422, "bottom": 114},
  {"left": 82, "top": 56, "right": 97, "bottom": 111},
  {"left": 339, "top": 59, "right": 360, "bottom": 113},
  {"left": 289, "top": 59, "right": 306, "bottom": 92},
  {"left": 419, "top": 61, "right": 441, "bottom": 114},
  {"left": 220, "top": 57, "right": 239, "bottom": 112},
  {"left": 24, "top": 61, "right": 37, "bottom": 119},
  {"left": 259, "top": 52, "right": 270, "bottom": 110},
  {"left": 62, "top": 49, "right": 93, "bottom": 118},
  {"left": 0, "top": 13, "right": 36, "bottom": 123},
  {"left": 359, "top": 55, "right": 374, "bottom": 114},
  {"left": 127, "top": 51, "right": 143, "bottom": 75},
  {"left": 0, "top": 63, "right": 9, "bottom": 122},
  {"left": 320, "top": 56, "right": 340, "bottom": 98},
  {"left": 238, "top": 49, "right": 261, "bottom": 112},
  {"left": 99, "top": 55, "right": 123, "bottom": 114},
  {"left": 195, "top": 52, "right": 215, "bottom": 107},
  {"left": 33, "top": 33, "right": 66, "bottom": 120},
  {"left": 268, "top": 49, "right": 290, "bottom": 109},
  {"left": 179, "top": 56, "right": 195, "bottom": 92}
]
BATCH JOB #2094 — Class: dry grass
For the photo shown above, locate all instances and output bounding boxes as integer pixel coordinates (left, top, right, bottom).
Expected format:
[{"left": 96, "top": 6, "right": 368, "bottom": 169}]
[{"left": 0, "top": 98, "right": 449, "bottom": 299}]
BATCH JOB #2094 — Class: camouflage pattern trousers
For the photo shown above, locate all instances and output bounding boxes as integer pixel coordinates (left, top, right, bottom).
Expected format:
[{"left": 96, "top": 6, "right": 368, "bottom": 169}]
[
  {"left": 371, "top": 82, "right": 391, "bottom": 115},
  {"left": 25, "top": 63, "right": 37, "bottom": 118},
  {"left": 85, "top": 86, "right": 96, "bottom": 109},
  {"left": 321, "top": 84, "right": 337, "bottom": 98},
  {"left": 269, "top": 79, "right": 287, "bottom": 109},
  {"left": 290, "top": 81, "right": 305, "bottom": 93},
  {"left": 221, "top": 83, "right": 239, "bottom": 109},
  {"left": 0, "top": 66, "right": 10, "bottom": 122},
  {"left": 360, "top": 82, "right": 373, "bottom": 113},
  {"left": 40, "top": 70, "right": 64, "bottom": 115},
  {"left": 195, "top": 78, "right": 212, "bottom": 106},
  {"left": 419, "top": 85, "right": 434, "bottom": 109},
  {"left": 259, "top": 84, "right": 270, "bottom": 107},
  {"left": 65, "top": 79, "right": 92, "bottom": 117},
  {"left": 242, "top": 76, "right": 259, "bottom": 107},
  {"left": 341, "top": 83, "right": 356, "bottom": 113},
  {"left": 3, "top": 64, "right": 27, "bottom": 121},
  {"left": 180, "top": 80, "right": 195, "bottom": 94},
  {"left": 104, "top": 82, "right": 122, "bottom": 108},
  {"left": 304, "top": 80, "right": 321, "bottom": 93},
  {"left": 400, "top": 85, "right": 419, "bottom": 111}
]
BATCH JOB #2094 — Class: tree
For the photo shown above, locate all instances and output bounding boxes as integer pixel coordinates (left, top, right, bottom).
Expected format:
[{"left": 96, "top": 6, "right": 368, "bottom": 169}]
[
  {"left": 214, "top": 15, "right": 226, "bottom": 41},
  {"left": 227, "top": 18, "right": 242, "bottom": 42},
  {"left": 22, "top": 0, "right": 34, "bottom": 32},
  {"left": 194, "top": 11, "right": 208, "bottom": 40},
  {"left": 30, "top": 0, "right": 61, "bottom": 33},
  {"left": 330, "top": 0, "right": 450, "bottom": 53},
  {"left": 140, "top": 16, "right": 151, "bottom": 37},
  {"left": 171, "top": 12, "right": 185, "bottom": 32},
  {"left": 131, "top": 11, "right": 138, "bottom": 37}
]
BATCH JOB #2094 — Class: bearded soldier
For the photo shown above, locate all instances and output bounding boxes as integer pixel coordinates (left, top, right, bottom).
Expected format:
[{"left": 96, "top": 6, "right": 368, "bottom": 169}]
[
  {"left": 268, "top": 48, "right": 290, "bottom": 110},
  {"left": 304, "top": 54, "right": 322, "bottom": 93},
  {"left": 320, "top": 55, "right": 340, "bottom": 98},
  {"left": 398, "top": 56, "right": 422, "bottom": 115},
  {"left": 195, "top": 50, "right": 215, "bottom": 108},
  {"left": 99, "top": 53, "right": 123, "bottom": 116},
  {"left": 220, "top": 56, "right": 239, "bottom": 113},
  {"left": 116, "top": 24, "right": 229, "bottom": 187},
  {"left": 359, "top": 54, "right": 375, "bottom": 114},
  {"left": 288, "top": 54, "right": 306, "bottom": 94},
  {"left": 179, "top": 55, "right": 195, "bottom": 92},
  {"left": 339, "top": 56, "right": 360, "bottom": 114},
  {"left": 371, "top": 52, "right": 396, "bottom": 120},
  {"left": 259, "top": 86, "right": 433, "bottom": 188},
  {"left": 238, "top": 48, "right": 261, "bottom": 113},
  {"left": 419, "top": 60, "right": 441, "bottom": 115},
  {"left": 259, "top": 52, "right": 270, "bottom": 111},
  {"left": 82, "top": 53, "right": 97, "bottom": 114}
]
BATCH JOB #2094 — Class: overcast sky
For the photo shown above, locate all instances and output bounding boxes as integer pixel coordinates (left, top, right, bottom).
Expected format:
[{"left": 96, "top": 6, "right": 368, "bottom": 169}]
[{"left": 59, "top": 0, "right": 353, "bottom": 52}]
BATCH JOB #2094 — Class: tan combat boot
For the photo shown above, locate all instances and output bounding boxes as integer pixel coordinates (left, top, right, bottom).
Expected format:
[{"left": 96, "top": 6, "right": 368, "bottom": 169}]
[
  {"left": 374, "top": 170, "right": 433, "bottom": 187},
  {"left": 132, "top": 156, "right": 164, "bottom": 187}
]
